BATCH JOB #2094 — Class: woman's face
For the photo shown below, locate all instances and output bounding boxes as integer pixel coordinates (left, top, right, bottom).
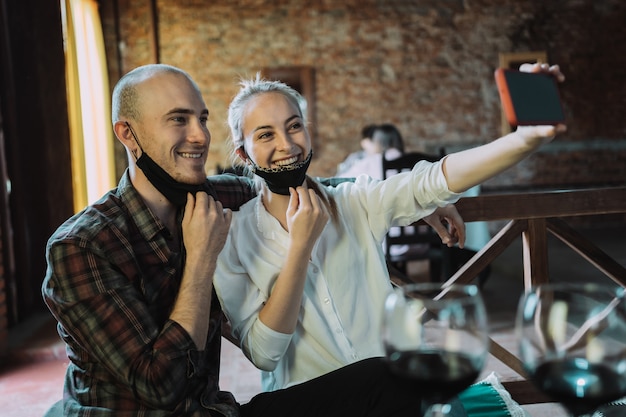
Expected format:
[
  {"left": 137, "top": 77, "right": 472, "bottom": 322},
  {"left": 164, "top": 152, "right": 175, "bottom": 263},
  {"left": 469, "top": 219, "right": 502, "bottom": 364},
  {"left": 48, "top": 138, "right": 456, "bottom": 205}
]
[{"left": 240, "top": 92, "right": 311, "bottom": 169}]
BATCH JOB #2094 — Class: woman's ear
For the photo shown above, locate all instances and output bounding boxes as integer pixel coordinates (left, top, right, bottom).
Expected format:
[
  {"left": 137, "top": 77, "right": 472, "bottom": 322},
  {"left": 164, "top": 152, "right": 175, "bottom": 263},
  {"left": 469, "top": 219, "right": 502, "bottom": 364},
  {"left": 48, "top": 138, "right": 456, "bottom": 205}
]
[{"left": 235, "top": 147, "right": 249, "bottom": 163}]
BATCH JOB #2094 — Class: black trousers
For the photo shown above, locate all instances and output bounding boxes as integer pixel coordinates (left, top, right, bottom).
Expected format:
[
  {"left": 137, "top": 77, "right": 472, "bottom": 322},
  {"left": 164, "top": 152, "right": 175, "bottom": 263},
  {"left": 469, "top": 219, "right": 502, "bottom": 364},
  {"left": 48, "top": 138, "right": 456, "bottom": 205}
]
[{"left": 239, "top": 357, "right": 467, "bottom": 417}]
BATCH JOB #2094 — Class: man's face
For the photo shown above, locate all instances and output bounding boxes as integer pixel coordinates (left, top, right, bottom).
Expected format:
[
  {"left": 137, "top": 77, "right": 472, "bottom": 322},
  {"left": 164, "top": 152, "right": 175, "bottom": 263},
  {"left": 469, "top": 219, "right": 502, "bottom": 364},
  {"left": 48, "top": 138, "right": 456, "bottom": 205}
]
[{"left": 134, "top": 72, "right": 211, "bottom": 185}]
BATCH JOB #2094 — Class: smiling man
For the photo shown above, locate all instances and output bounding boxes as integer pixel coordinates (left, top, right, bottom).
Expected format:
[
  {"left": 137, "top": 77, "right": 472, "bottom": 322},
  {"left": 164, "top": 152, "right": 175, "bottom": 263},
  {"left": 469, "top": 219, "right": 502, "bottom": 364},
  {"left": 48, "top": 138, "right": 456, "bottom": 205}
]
[{"left": 43, "top": 64, "right": 251, "bottom": 416}]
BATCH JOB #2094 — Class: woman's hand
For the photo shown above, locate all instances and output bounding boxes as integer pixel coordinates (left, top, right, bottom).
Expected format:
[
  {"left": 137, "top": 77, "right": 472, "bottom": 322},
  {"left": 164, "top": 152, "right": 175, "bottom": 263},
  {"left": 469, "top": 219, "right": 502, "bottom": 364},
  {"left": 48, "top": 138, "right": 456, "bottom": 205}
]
[
  {"left": 515, "top": 62, "right": 568, "bottom": 145},
  {"left": 519, "top": 62, "right": 564, "bottom": 82},
  {"left": 422, "top": 204, "right": 466, "bottom": 248},
  {"left": 286, "top": 185, "right": 329, "bottom": 251}
]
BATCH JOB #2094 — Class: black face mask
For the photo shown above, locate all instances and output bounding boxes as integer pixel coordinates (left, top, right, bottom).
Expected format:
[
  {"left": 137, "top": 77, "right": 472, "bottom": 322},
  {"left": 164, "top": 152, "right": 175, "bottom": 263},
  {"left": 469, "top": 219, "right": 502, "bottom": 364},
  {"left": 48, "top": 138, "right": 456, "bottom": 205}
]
[
  {"left": 127, "top": 122, "right": 215, "bottom": 207},
  {"left": 250, "top": 150, "right": 313, "bottom": 195}
]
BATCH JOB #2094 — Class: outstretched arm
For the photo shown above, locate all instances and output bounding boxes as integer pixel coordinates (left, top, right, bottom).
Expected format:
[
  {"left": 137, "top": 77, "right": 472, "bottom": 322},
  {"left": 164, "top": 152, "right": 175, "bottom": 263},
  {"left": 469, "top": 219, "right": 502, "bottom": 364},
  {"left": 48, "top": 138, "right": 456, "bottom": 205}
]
[{"left": 443, "top": 63, "right": 566, "bottom": 193}]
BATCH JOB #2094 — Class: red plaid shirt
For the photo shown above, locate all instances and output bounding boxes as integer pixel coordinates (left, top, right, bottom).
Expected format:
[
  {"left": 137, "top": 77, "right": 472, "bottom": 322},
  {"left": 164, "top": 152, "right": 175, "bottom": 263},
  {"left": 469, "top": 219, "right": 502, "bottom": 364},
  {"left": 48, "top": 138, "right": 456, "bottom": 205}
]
[{"left": 43, "top": 171, "right": 256, "bottom": 417}]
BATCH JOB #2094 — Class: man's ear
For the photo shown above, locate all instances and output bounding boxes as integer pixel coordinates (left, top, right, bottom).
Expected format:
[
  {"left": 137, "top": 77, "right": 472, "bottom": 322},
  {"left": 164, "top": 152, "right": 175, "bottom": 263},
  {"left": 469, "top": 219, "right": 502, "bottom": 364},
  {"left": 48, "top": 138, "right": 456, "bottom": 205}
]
[
  {"left": 114, "top": 121, "right": 133, "bottom": 144},
  {"left": 113, "top": 121, "right": 138, "bottom": 154},
  {"left": 235, "top": 147, "right": 249, "bottom": 163}
]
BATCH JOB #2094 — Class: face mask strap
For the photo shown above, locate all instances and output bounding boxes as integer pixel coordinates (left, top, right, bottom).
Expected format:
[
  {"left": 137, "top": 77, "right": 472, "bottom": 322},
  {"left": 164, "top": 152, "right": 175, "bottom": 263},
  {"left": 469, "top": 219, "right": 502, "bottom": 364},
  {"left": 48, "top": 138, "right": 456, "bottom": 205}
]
[
  {"left": 124, "top": 121, "right": 206, "bottom": 206},
  {"left": 125, "top": 121, "right": 145, "bottom": 160}
]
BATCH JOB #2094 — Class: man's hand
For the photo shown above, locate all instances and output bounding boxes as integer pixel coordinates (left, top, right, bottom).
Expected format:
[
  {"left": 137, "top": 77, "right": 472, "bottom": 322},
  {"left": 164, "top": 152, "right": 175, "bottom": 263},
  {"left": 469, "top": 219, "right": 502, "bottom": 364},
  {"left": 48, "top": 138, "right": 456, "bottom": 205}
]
[
  {"left": 182, "top": 192, "right": 232, "bottom": 264},
  {"left": 422, "top": 204, "right": 466, "bottom": 248},
  {"left": 173, "top": 192, "right": 232, "bottom": 349}
]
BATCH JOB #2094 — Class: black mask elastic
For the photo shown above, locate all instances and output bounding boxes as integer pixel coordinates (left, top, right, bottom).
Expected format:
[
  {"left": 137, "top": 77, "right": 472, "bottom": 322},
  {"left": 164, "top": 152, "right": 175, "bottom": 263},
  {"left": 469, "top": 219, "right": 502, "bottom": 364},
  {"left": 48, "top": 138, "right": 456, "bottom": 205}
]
[
  {"left": 249, "top": 150, "right": 313, "bottom": 195},
  {"left": 126, "top": 122, "right": 214, "bottom": 207}
]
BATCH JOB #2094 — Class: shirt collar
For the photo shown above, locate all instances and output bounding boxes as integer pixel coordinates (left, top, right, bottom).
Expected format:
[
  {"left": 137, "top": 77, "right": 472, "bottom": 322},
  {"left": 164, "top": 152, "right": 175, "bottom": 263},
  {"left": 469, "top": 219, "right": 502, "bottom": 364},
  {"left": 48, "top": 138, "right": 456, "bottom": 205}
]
[
  {"left": 254, "top": 196, "right": 286, "bottom": 241},
  {"left": 117, "top": 169, "right": 169, "bottom": 242}
]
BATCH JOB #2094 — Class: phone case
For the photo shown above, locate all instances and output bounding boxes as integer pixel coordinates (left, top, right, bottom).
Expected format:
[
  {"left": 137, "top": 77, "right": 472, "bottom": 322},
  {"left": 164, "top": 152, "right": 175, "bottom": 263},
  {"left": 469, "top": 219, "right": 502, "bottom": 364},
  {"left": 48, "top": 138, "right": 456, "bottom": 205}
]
[{"left": 494, "top": 68, "right": 565, "bottom": 126}]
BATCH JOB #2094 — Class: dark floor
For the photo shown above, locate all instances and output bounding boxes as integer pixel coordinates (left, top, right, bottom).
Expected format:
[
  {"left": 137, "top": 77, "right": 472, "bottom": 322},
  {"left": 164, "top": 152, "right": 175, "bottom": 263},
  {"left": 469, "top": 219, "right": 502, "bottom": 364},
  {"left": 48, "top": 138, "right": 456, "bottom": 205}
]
[{"left": 1, "top": 221, "right": 624, "bottom": 417}]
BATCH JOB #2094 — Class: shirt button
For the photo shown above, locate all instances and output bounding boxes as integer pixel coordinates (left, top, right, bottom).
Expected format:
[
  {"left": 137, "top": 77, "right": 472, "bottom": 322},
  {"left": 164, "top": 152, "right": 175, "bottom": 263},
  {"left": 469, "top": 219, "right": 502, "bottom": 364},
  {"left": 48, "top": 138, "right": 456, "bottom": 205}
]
[
  {"left": 335, "top": 328, "right": 342, "bottom": 334},
  {"left": 311, "top": 266, "right": 319, "bottom": 274},
  {"left": 324, "top": 298, "right": 330, "bottom": 304}
]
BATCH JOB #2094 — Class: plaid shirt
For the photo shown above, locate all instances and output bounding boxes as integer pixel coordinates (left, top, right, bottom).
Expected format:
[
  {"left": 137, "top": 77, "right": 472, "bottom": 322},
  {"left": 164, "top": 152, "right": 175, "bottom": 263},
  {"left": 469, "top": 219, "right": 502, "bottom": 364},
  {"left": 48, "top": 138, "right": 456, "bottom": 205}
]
[{"left": 42, "top": 171, "right": 256, "bottom": 417}]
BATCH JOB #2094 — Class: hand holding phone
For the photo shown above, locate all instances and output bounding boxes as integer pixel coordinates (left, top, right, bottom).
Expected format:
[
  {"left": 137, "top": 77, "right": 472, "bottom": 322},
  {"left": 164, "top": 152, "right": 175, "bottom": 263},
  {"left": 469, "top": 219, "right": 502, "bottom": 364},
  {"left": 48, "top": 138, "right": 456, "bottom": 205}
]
[{"left": 495, "top": 68, "right": 565, "bottom": 127}]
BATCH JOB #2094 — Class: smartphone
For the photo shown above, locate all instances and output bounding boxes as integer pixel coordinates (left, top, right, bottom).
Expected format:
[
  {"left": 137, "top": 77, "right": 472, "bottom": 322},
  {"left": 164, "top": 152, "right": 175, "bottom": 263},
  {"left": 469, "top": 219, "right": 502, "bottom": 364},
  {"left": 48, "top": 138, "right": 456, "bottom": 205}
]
[{"left": 494, "top": 68, "right": 565, "bottom": 126}]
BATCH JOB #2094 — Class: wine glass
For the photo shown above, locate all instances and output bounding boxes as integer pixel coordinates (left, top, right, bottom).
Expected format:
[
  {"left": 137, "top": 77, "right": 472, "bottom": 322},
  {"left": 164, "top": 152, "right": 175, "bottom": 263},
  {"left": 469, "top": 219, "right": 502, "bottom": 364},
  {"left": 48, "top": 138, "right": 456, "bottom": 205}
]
[
  {"left": 516, "top": 282, "right": 626, "bottom": 417},
  {"left": 381, "top": 283, "right": 489, "bottom": 417}
]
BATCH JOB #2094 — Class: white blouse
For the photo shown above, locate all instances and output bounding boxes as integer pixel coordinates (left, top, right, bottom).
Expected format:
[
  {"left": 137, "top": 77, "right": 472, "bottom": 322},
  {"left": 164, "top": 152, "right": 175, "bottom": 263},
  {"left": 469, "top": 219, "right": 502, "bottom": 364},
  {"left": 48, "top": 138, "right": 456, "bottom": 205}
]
[{"left": 214, "top": 159, "right": 461, "bottom": 392}]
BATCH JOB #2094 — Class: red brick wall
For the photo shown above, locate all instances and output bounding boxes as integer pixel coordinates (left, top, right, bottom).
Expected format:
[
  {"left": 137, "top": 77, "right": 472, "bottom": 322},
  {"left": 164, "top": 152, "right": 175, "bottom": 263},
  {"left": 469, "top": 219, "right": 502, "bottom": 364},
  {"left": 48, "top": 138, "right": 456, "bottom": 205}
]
[{"left": 101, "top": 0, "right": 626, "bottom": 190}]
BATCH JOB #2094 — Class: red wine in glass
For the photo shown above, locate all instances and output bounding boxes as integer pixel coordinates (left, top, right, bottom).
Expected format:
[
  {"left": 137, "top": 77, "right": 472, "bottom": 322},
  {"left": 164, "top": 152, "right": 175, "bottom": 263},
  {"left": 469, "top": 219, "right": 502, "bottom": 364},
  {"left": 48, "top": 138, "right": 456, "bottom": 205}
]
[
  {"left": 517, "top": 283, "right": 626, "bottom": 417},
  {"left": 382, "top": 283, "right": 489, "bottom": 417},
  {"left": 387, "top": 350, "right": 482, "bottom": 403},
  {"left": 528, "top": 358, "right": 626, "bottom": 417}
]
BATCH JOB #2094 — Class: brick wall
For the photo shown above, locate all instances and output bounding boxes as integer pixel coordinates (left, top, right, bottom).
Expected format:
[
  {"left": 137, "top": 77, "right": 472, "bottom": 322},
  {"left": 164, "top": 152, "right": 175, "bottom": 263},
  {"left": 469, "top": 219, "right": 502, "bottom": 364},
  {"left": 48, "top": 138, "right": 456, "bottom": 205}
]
[{"left": 102, "top": 0, "right": 626, "bottom": 189}]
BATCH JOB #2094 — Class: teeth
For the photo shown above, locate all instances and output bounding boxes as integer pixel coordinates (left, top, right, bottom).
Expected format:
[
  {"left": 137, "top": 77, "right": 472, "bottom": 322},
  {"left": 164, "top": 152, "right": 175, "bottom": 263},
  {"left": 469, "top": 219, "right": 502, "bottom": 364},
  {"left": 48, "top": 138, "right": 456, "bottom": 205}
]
[
  {"left": 275, "top": 156, "right": 298, "bottom": 166},
  {"left": 180, "top": 152, "right": 202, "bottom": 159}
]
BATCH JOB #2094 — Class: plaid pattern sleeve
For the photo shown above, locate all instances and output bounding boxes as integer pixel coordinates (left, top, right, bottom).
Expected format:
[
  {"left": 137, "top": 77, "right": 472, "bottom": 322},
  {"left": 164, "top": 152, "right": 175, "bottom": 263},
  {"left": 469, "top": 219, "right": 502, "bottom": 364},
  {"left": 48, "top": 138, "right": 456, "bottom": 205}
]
[
  {"left": 207, "top": 173, "right": 352, "bottom": 208},
  {"left": 207, "top": 174, "right": 257, "bottom": 210}
]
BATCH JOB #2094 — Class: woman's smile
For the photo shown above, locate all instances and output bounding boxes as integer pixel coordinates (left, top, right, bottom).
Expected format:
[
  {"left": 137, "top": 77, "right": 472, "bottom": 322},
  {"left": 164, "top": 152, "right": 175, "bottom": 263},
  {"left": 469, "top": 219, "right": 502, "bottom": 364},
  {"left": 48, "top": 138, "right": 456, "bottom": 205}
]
[{"left": 273, "top": 154, "right": 300, "bottom": 167}]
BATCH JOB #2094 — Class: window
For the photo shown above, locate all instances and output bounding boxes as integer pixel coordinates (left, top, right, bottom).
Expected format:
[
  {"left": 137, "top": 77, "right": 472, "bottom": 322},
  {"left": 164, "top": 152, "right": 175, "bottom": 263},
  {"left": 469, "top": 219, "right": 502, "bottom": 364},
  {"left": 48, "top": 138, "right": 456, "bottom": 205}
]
[{"left": 61, "top": 0, "right": 115, "bottom": 211}]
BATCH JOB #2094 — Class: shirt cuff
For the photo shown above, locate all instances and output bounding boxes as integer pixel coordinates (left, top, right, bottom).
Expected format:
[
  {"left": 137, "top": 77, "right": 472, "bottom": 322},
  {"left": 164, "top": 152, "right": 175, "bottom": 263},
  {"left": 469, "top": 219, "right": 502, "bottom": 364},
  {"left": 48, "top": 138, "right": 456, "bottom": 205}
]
[{"left": 246, "top": 319, "right": 293, "bottom": 370}]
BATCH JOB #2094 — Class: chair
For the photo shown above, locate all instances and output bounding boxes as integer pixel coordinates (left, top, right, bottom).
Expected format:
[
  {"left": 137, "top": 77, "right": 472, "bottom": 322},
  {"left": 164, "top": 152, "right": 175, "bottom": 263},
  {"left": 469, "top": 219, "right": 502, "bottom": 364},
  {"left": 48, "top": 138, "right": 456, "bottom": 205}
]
[{"left": 381, "top": 150, "right": 452, "bottom": 284}]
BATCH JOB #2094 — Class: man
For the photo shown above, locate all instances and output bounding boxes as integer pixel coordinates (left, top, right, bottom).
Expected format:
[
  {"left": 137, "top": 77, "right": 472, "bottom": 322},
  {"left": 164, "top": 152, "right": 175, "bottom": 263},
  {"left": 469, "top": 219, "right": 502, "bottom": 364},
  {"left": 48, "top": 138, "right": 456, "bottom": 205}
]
[{"left": 42, "top": 64, "right": 464, "bottom": 416}]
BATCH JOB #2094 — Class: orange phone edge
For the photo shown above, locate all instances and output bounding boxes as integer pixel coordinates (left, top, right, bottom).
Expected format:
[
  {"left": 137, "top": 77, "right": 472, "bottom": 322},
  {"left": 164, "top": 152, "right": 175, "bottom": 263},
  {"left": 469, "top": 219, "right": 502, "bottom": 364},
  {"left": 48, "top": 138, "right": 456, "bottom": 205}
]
[{"left": 494, "top": 68, "right": 518, "bottom": 127}]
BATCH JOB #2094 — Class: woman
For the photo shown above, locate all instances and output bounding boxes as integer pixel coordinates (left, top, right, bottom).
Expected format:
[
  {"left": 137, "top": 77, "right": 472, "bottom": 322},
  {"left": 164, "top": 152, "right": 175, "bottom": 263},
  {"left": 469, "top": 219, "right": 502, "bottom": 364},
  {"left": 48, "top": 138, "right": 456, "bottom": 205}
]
[
  {"left": 338, "top": 123, "right": 406, "bottom": 179},
  {"left": 214, "top": 64, "right": 566, "bottom": 392},
  {"left": 335, "top": 123, "right": 377, "bottom": 176}
]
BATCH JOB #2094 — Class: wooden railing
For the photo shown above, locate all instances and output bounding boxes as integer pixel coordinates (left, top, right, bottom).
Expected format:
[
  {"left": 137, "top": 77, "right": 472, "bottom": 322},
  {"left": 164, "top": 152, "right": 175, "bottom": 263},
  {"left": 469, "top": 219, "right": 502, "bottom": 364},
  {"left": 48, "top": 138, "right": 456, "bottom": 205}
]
[{"left": 443, "top": 186, "right": 626, "bottom": 404}]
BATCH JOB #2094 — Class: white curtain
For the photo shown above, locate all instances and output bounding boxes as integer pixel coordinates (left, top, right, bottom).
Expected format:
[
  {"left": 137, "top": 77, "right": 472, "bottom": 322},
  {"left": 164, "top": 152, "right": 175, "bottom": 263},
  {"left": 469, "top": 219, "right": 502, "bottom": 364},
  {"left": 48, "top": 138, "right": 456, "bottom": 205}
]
[{"left": 61, "top": 0, "right": 115, "bottom": 212}]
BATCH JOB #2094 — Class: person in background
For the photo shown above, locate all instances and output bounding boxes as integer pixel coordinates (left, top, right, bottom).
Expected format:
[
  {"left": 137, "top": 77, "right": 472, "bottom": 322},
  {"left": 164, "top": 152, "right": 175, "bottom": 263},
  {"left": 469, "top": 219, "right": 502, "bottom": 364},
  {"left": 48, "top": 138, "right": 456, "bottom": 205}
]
[
  {"left": 41, "top": 63, "right": 465, "bottom": 417},
  {"left": 337, "top": 123, "right": 464, "bottom": 249},
  {"left": 335, "top": 123, "right": 377, "bottom": 176},
  {"left": 341, "top": 122, "right": 491, "bottom": 283},
  {"left": 335, "top": 123, "right": 450, "bottom": 274},
  {"left": 338, "top": 123, "right": 406, "bottom": 180},
  {"left": 214, "top": 63, "right": 565, "bottom": 396}
]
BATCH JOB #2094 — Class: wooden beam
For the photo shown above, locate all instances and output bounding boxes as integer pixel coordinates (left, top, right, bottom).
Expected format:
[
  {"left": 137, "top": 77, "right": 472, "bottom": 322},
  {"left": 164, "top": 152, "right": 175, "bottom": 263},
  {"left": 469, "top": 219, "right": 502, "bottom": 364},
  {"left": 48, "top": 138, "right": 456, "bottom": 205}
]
[
  {"left": 501, "top": 380, "right": 554, "bottom": 405},
  {"left": 444, "top": 219, "right": 527, "bottom": 285},
  {"left": 522, "top": 218, "right": 549, "bottom": 289},
  {"left": 454, "top": 187, "right": 626, "bottom": 222},
  {"left": 547, "top": 218, "right": 626, "bottom": 286},
  {"left": 488, "top": 337, "right": 526, "bottom": 377}
]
